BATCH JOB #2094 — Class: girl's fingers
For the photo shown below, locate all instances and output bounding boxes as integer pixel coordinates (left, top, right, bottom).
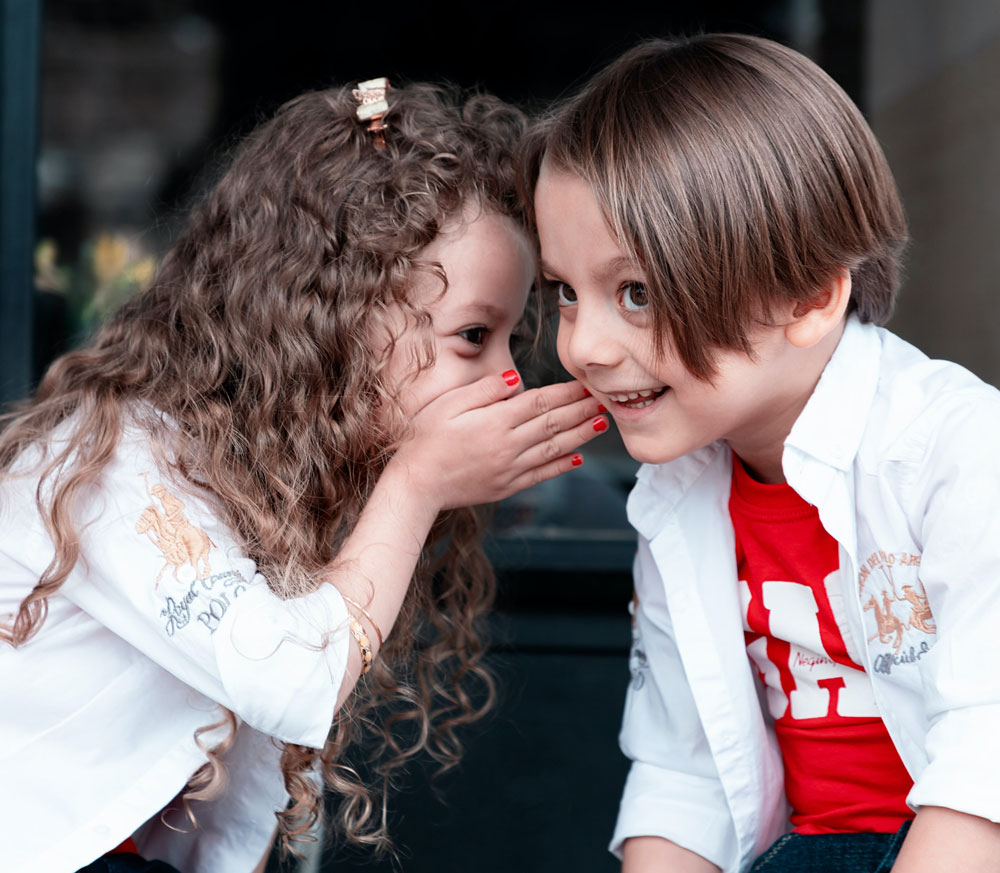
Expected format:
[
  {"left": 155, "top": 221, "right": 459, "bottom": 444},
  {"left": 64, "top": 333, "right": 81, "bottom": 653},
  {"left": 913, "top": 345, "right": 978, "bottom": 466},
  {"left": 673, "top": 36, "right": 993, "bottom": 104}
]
[
  {"left": 505, "top": 451, "right": 589, "bottom": 495},
  {"left": 413, "top": 376, "right": 597, "bottom": 444},
  {"left": 501, "top": 380, "right": 593, "bottom": 428},
  {"left": 511, "top": 394, "right": 608, "bottom": 451},
  {"left": 413, "top": 369, "right": 524, "bottom": 422},
  {"left": 513, "top": 410, "right": 609, "bottom": 472}
]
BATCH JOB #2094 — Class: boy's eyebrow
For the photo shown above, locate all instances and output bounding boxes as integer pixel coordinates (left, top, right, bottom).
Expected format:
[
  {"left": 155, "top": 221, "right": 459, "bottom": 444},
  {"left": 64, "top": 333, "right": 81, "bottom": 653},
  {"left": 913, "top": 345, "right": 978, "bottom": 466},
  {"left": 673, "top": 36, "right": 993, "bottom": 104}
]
[
  {"left": 539, "top": 259, "right": 560, "bottom": 278},
  {"left": 540, "top": 256, "right": 640, "bottom": 283},
  {"left": 593, "top": 256, "right": 641, "bottom": 283}
]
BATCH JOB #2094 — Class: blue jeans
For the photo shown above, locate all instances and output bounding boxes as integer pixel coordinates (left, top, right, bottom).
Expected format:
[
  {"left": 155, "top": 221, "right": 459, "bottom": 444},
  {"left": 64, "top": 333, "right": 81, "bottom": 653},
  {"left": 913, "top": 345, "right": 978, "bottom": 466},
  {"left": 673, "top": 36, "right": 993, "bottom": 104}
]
[{"left": 749, "top": 821, "right": 912, "bottom": 873}]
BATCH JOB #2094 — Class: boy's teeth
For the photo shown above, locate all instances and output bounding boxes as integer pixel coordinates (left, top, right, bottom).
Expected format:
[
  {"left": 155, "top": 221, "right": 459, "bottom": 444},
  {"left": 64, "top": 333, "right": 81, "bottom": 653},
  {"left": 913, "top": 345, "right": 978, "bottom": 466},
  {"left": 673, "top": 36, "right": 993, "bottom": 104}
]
[{"left": 604, "top": 387, "right": 665, "bottom": 408}]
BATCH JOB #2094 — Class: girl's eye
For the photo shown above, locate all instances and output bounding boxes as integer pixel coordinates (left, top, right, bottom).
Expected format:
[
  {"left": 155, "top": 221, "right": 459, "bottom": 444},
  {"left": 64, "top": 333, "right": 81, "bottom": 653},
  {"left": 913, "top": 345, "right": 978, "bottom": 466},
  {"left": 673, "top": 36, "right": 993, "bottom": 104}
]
[
  {"left": 458, "top": 326, "right": 488, "bottom": 348},
  {"left": 554, "top": 282, "right": 578, "bottom": 306},
  {"left": 621, "top": 282, "right": 649, "bottom": 311}
]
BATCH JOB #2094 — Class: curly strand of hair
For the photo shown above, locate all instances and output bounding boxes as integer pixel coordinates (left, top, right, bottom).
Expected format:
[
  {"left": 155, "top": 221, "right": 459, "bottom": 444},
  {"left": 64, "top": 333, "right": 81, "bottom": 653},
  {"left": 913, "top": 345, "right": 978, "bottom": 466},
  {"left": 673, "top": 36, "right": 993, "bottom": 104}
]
[
  {"left": 1, "top": 386, "right": 123, "bottom": 646},
  {"left": 148, "top": 708, "right": 239, "bottom": 841}
]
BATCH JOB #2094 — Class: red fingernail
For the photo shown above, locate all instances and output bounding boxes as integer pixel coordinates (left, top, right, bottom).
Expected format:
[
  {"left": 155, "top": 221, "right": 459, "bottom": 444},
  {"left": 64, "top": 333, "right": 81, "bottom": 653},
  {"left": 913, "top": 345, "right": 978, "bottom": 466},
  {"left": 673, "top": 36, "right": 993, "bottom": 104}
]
[
  {"left": 571, "top": 454, "right": 583, "bottom": 467},
  {"left": 502, "top": 369, "right": 520, "bottom": 386},
  {"left": 597, "top": 403, "right": 608, "bottom": 413},
  {"left": 592, "top": 417, "right": 608, "bottom": 433},
  {"left": 582, "top": 387, "right": 591, "bottom": 396}
]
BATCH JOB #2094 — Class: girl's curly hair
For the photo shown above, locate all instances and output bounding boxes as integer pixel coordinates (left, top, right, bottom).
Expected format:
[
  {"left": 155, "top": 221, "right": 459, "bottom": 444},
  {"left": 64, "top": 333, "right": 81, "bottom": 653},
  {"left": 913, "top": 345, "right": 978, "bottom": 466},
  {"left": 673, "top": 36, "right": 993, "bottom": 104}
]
[{"left": 0, "top": 82, "right": 527, "bottom": 854}]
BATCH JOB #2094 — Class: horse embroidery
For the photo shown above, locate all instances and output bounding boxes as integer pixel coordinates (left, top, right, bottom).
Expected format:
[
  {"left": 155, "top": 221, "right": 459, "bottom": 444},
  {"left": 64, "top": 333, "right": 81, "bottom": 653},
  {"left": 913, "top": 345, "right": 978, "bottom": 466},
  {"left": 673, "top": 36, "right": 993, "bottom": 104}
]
[
  {"left": 864, "top": 592, "right": 906, "bottom": 652},
  {"left": 859, "top": 551, "right": 936, "bottom": 657},
  {"left": 901, "top": 583, "right": 936, "bottom": 634},
  {"left": 136, "top": 479, "right": 215, "bottom": 588}
]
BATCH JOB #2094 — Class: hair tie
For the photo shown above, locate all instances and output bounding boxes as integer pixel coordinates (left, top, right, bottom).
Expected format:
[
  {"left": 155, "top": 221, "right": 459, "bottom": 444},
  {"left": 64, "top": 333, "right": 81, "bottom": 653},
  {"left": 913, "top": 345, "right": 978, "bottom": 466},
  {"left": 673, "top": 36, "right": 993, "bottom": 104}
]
[{"left": 353, "top": 77, "right": 390, "bottom": 150}]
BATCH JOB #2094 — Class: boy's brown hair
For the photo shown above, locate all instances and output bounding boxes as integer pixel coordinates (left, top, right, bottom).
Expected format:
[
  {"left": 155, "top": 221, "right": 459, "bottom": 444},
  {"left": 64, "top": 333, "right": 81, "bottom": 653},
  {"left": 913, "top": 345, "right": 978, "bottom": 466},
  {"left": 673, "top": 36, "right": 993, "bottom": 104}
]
[{"left": 520, "top": 34, "right": 909, "bottom": 378}]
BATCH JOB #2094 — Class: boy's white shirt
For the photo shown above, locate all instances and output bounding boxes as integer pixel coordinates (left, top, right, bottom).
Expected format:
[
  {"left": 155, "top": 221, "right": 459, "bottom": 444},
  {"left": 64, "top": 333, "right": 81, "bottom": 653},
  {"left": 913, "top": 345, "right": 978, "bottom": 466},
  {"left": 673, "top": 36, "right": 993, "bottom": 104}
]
[
  {"left": 611, "top": 316, "right": 1000, "bottom": 872},
  {"left": 0, "top": 420, "right": 351, "bottom": 873}
]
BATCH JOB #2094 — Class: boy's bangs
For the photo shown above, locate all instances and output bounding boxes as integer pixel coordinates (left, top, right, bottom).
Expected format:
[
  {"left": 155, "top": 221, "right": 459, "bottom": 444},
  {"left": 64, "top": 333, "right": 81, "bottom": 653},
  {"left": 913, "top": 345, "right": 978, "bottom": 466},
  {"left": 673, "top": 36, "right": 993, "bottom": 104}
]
[{"left": 525, "top": 35, "right": 908, "bottom": 380}]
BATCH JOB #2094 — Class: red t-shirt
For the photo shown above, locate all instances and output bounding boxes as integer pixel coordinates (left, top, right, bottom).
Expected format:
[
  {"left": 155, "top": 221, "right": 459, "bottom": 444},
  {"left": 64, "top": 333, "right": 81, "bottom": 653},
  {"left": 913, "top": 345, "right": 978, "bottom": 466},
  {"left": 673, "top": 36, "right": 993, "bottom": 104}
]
[
  {"left": 106, "top": 837, "right": 138, "bottom": 855},
  {"left": 729, "top": 455, "right": 914, "bottom": 834}
]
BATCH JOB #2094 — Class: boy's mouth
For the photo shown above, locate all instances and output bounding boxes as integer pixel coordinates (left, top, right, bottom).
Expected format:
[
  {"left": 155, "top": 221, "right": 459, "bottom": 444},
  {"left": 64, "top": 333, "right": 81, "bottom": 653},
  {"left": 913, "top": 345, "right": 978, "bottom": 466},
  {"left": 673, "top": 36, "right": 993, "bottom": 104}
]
[{"left": 604, "top": 386, "right": 668, "bottom": 410}]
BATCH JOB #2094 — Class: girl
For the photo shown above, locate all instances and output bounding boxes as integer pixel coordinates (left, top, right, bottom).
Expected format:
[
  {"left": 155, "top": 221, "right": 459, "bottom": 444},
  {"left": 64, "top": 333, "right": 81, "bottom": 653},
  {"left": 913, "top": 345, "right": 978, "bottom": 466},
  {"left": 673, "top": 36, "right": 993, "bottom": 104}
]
[
  {"left": 0, "top": 81, "right": 606, "bottom": 873},
  {"left": 521, "top": 33, "right": 1000, "bottom": 873}
]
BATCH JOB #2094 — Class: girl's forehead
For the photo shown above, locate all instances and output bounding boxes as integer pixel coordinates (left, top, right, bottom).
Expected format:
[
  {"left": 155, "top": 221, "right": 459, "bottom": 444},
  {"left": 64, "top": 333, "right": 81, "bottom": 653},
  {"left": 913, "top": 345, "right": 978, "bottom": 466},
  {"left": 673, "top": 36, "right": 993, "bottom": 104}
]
[
  {"left": 421, "top": 209, "right": 531, "bottom": 266},
  {"left": 411, "top": 211, "right": 533, "bottom": 313}
]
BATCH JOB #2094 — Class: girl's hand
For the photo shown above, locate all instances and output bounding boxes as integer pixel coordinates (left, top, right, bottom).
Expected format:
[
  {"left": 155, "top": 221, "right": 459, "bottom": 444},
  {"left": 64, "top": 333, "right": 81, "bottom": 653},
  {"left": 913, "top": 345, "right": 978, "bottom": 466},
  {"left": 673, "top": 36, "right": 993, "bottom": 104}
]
[
  {"left": 390, "top": 370, "right": 607, "bottom": 512},
  {"left": 325, "top": 371, "right": 604, "bottom": 698}
]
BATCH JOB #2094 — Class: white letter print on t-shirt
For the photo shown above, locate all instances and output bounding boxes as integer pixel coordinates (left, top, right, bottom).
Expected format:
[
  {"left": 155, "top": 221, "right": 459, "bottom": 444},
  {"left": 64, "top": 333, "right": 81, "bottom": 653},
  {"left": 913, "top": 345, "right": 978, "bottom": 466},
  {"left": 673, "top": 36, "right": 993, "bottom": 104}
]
[{"left": 740, "top": 575, "right": 880, "bottom": 720}]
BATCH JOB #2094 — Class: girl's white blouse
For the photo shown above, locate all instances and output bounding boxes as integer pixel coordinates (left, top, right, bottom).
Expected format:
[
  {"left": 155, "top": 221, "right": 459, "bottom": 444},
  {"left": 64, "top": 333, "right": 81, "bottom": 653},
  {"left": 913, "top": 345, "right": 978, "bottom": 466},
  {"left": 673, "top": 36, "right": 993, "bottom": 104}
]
[{"left": 0, "top": 424, "right": 351, "bottom": 873}]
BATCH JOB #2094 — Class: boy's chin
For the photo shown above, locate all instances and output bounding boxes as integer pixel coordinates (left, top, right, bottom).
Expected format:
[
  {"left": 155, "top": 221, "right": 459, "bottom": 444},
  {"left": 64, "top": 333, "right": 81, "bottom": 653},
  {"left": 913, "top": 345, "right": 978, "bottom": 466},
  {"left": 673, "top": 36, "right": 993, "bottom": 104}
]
[{"left": 619, "top": 432, "right": 685, "bottom": 467}]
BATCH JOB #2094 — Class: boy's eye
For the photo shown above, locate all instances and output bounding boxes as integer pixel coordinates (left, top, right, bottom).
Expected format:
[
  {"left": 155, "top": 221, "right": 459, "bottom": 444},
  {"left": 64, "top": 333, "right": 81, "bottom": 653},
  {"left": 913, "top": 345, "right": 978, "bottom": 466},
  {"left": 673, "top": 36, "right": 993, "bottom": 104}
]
[
  {"left": 458, "top": 326, "right": 488, "bottom": 347},
  {"left": 553, "top": 282, "right": 578, "bottom": 306},
  {"left": 621, "top": 282, "right": 649, "bottom": 311}
]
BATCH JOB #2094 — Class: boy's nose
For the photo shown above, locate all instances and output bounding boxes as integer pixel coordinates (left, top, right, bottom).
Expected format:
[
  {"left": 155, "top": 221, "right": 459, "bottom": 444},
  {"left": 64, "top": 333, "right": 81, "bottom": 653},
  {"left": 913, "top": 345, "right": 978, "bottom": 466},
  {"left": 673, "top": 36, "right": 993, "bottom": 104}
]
[{"left": 562, "top": 304, "right": 624, "bottom": 371}]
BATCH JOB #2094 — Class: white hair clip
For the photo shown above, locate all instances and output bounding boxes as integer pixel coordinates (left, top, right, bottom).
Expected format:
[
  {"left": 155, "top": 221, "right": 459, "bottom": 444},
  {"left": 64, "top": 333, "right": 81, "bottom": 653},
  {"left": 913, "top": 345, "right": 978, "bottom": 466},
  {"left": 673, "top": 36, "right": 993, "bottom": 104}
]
[{"left": 352, "top": 77, "right": 390, "bottom": 150}]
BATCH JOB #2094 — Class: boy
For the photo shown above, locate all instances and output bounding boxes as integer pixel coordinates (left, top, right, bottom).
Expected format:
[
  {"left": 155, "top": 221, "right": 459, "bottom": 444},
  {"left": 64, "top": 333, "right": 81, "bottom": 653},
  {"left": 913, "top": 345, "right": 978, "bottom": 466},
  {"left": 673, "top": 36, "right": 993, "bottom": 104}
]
[{"left": 522, "top": 33, "right": 1000, "bottom": 873}]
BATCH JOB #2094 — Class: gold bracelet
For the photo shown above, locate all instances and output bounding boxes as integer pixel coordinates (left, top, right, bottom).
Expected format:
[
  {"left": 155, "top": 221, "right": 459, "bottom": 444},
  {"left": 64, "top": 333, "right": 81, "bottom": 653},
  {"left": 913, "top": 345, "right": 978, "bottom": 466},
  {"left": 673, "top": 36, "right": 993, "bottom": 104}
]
[
  {"left": 341, "top": 594, "right": 384, "bottom": 650},
  {"left": 347, "top": 616, "right": 374, "bottom": 675}
]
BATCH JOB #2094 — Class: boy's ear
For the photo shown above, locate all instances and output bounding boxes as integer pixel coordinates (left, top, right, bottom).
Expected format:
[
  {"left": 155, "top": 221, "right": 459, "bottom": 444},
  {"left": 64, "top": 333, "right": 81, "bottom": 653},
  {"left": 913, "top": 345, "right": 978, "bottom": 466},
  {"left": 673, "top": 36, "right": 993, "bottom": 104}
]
[{"left": 784, "top": 270, "right": 852, "bottom": 349}]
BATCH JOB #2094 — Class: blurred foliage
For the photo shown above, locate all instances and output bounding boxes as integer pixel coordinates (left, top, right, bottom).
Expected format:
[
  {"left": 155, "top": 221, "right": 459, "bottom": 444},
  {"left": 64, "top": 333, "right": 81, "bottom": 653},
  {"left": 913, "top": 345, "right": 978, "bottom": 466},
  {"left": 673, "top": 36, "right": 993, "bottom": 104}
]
[{"left": 35, "top": 232, "right": 157, "bottom": 339}]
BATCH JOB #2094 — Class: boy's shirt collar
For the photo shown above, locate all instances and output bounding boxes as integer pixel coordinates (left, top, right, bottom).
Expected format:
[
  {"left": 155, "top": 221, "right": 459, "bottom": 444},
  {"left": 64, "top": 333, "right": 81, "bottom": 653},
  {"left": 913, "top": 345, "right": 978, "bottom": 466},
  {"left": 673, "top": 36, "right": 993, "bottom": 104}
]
[
  {"left": 783, "top": 314, "right": 882, "bottom": 472},
  {"left": 629, "top": 443, "right": 723, "bottom": 539},
  {"left": 628, "top": 315, "right": 882, "bottom": 541}
]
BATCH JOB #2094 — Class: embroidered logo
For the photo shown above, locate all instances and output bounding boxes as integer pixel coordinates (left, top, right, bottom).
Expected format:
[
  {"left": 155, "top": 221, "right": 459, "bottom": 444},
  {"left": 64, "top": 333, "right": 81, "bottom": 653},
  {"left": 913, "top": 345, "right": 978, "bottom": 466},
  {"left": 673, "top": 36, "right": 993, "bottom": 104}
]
[
  {"left": 900, "top": 583, "right": 935, "bottom": 634},
  {"left": 629, "top": 640, "right": 649, "bottom": 691},
  {"left": 858, "top": 550, "right": 935, "bottom": 656},
  {"left": 628, "top": 590, "right": 649, "bottom": 690},
  {"left": 160, "top": 571, "right": 248, "bottom": 637},
  {"left": 136, "top": 475, "right": 216, "bottom": 588}
]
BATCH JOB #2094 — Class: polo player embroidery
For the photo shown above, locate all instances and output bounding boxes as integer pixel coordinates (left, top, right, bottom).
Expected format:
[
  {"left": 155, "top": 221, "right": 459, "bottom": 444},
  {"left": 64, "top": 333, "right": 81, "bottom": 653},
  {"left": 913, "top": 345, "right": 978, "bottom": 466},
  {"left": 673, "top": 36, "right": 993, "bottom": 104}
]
[
  {"left": 864, "top": 590, "right": 906, "bottom": 652},
  {"left": 900, "top": 583, "right": 935, "bottom": 634},
  {"left": 860, "top": 550, "right": 936, "bottom": 654},
  {"left": 136, "top": 475, "right": 215, "bottom": 587}
]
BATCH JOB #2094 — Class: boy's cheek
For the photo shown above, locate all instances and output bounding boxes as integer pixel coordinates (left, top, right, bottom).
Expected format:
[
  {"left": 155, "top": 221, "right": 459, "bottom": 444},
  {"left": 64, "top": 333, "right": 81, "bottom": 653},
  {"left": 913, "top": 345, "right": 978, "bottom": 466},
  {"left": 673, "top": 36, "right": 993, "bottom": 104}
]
[{"left": 554, "top": 325, "right": 578, "bottom": 378}]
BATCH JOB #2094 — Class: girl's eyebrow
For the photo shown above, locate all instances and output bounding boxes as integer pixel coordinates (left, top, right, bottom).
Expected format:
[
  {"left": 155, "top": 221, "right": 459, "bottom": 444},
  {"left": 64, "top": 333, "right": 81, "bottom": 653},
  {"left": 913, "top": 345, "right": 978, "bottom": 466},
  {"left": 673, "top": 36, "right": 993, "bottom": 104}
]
[{"left": 452, "top": 302, "right": 509, "bottom": 322}]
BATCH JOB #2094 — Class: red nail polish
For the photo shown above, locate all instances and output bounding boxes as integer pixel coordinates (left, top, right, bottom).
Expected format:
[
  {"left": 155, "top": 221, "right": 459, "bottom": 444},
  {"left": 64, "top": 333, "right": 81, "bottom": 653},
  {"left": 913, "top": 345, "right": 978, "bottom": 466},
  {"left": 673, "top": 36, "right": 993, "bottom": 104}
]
[
  {"left": 582, "top": 387, "right": 591, "bottom": 396},
  {"left": 571, "top": 454, "right": 583, "bottom": 467},
  {"left": 502, "top": 369, "right": 520, "bottom": 386},
  {"left": 597, "top": 403, "right": 608, "bottom": 413},
  {"left": 592, "top": 417, "right": 608, "bottom": 433}
]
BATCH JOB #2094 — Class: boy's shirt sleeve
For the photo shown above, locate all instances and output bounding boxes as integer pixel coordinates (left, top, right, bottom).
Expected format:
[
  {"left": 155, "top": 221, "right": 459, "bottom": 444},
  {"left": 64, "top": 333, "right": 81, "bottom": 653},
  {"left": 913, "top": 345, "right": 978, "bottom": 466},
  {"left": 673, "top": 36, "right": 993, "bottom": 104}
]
[
  {"left": 9, "top": 445, "right": 350, "bottom": 751},
  {"left": 610, "top": 537, "right": 737, "bottom": 869},
  {"left": 903, "top": 391, "right": 1000, "bottom": 822}
]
